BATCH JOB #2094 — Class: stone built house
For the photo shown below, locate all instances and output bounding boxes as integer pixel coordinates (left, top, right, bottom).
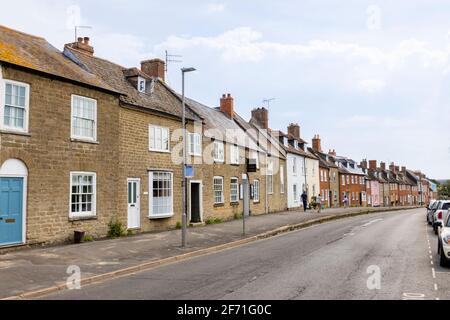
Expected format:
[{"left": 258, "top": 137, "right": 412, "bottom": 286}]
[
  {"left": 0, "top": 26, "right": 122, "bottom": 247},
  {"left": 245, "top": 107, "right": 288, "bottom": 213},
  {"left": 183, "top": 94, "right": 268, "bottom": 221}
]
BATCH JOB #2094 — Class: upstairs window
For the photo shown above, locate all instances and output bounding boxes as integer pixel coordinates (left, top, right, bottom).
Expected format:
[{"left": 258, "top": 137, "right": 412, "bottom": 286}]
[
  {"left": 250, "top": 150, "right": 260, "bottom": 169},
  {"left": 71, "top": 95, "right": 97, "bottom": 141},
  {"left": 149, "top": 125, "right": 170, "bottom": 152},
  {"left": 138, "top": 77, "right": 146, "bottom": 93},
  {"left": 189, "top": 133, "right": 202, "bottom": 156},
  {"left": 230, "top": 144, "right": 240, "bottom": 165},
  {"left": 1, "top": 80, "right": 30, "bottom": 133},
  {"left": 213, "top": 140, "right": 225, "bottom": 162}
]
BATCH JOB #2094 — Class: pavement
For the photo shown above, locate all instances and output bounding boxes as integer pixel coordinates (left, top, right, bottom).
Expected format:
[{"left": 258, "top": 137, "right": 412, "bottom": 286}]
[{"left": 0, "top": 205, "right": 417, "bottom": 300}]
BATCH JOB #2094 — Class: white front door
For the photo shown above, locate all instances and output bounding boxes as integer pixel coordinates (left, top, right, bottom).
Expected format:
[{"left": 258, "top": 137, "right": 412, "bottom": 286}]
[{"left": 127, "top": 179, "right": 141, "bottom": 229}]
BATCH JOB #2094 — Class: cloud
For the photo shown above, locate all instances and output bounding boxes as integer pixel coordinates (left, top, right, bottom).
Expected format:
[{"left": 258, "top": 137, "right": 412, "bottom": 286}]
[
  {"left": 206, "top": 2, "right": 227, "bottom": 14},
  {"left": 358, "top": 79, "right": 386, "bottom": 93},
  {"left": 156, "top": 27, "right": 450, "bottom": 70}
]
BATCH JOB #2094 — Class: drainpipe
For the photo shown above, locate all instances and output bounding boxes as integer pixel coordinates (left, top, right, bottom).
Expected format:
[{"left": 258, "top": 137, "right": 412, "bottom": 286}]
[{"left": 265, "top": 153, "right": 269, "bottom": 214}]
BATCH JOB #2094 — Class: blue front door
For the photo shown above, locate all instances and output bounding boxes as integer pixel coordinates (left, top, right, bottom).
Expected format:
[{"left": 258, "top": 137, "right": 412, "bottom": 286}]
[{"left": 0, "top": 178, "right": 24, "bottom": 246}]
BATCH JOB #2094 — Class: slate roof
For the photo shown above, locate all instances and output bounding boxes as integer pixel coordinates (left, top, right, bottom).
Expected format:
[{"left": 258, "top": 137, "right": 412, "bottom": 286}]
[
  {"left": 308, "top": 148, "right": 337, "bottom": 167},
  {"left": 0, "top": 25, "right": 117, "bottom": 93},
  {"left": 233, "top": 113, "right": 286, "bottom": 159},
  {"left": 184, "top": 98, "right": 262, "bottom": 152},
  {"left": 65, "top": 46, "right": 200, "bottom": 121}
]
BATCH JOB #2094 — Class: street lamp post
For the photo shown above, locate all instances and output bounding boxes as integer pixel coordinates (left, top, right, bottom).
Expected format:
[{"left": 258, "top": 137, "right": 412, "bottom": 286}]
[{"left": 181, "top": 67, "right": 196, "bottom": 248}]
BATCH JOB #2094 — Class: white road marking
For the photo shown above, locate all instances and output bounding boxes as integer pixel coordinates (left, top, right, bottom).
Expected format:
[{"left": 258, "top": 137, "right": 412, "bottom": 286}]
[
  {"left": 431, "top": 261, "right": 434, "bottom": 265},
  {"left": 432, "top": 268, "right": 436, "bottom": 279},
  {"left": 434, "top": 284, "right": 438, "bottom": 291}
]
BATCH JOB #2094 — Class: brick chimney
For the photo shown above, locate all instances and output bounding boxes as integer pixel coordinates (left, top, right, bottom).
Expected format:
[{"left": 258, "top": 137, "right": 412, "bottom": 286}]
[
  {"left": 360, "top": 159, "right": 368, "bottom": 169},
  {"left": 389, "top": 163, "right": 396, "bottom": 172},
  {"left": 65, "top": 37, "right": 94, "bottom": 56},
  {"left": 380, "top": 162, "right": 386, "bottom": 171},
  {"left": 312, "top": 135, "right": 322, "bottom": 152},
  {"left": 369, "top": 160, "right": 377, "bottom": 170},
  {"left": 141, "top": 59, "right": 165, "bottom": 81},
  {"left": 401, "top": 166, "right": 407, "bottom": 173},
  {"left": 220, "top": 94, "right": 234, "bottom": 118},
  {"left": 288, "top": 124, "right": 301, "bottom": 140},
  {"left": 251, "top": 108, "right": 269, "bottom": 130},
  {"left": 328, "top": 149, "right": 336, "bottom": 156},
  {"left": 395, "top": 166, "right": 400, "bottom": 173}
]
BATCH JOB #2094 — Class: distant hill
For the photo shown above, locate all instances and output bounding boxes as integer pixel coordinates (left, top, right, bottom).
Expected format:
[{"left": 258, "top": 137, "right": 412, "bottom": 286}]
[{"left": 438, "top": 180, "right": 449, "bottom": 184}]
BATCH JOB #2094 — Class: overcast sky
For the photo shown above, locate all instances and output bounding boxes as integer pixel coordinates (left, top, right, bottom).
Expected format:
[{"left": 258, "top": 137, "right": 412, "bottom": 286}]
[{"left": 1, "top": 0, "right": 449, "bottom": 178}]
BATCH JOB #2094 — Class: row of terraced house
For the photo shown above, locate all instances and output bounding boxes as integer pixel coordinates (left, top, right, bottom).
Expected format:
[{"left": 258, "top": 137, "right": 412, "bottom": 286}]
[{"left": 0, "top": 26, "right": 436, "bottom": 247}]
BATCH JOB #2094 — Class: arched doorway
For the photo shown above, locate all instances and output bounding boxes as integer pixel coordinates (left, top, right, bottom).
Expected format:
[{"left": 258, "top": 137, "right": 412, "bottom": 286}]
[{"left": 0, "top": 159, "right": 28, "bottom": 246}]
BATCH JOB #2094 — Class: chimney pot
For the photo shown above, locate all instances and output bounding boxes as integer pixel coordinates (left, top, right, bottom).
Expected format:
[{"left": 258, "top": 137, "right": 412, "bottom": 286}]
[{"left": 84, "top": 37, "right": 90, "bottom": 45}]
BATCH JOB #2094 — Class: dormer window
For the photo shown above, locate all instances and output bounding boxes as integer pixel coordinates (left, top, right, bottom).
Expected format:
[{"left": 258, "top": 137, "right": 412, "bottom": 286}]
[
  {"left": 294, "top": 140, "right": 299, "bottom": 149},
  {"left": 138, "top": 77, "right": 146, "bottom": 93},
  {"left": 283, "top": 137, "right": 288, "bottom": 147}
]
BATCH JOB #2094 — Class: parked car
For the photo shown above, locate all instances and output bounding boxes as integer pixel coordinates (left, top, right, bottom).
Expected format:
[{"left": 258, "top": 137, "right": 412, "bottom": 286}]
[
  {"left": 433, "top": 200, "right": 450, "bottom": 235},
  {"left": 437, "top": 214, "right": 450, "bottom": 267},
  {"left": 427, "top": 200, "right": 440, "bottom": 225}
]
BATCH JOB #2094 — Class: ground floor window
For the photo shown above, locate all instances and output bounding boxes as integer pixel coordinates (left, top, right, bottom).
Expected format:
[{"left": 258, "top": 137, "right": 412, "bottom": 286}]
[
  {"left": 149, "top": 171, "right": 173, "bottom": 218},
  {"left": 70, "top": 172, "right": 96, "bottom": 218},
  {"left": 214, "top": 177, "right": 224, "bottom": 204},
  {"left": 293, "top": 184, "right": 298, "bottom": 202},
  {"left": 230, "top": 177, "right": 239, "bottom": 203},
  {"left": 253, "top": 180, "right": 260, "bottom": 203}
]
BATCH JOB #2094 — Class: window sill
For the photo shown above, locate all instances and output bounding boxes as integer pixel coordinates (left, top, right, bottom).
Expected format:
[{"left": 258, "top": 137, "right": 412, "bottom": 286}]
[
  {"left": 0, "top": 130, "right": 31, "bottom": 137},
  {"left": 149, "top": 149, "right": 171, "bottom": 154},
  {"left": 149, "top": 214, "right": 174, "bottom": 220},
  {"left": 230, "top": 202, "right": 240, "bottom": 206},
  {"left": 214, "top": 203, "right": 225, "bottom": 208},
  {"left": 69, "top": 215, "right": 97, "bottom": 222},
  {"left": 71, "top": 138, "right": 99, "bottom": 145},
  {"left": 253, "top": 201, "right": 261, "bottom": 204}
]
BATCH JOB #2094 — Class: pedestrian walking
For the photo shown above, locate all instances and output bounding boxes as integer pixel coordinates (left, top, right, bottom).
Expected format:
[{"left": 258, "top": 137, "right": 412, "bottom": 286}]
[
  {"left": 343, "top": 195, "right": 349, "bottom": 208},
  {"left": 316, "top": 194, "right": 322, "bottom": 213},
  {"left": 301, "top": 191, "right": 308, "bottom": 212}
]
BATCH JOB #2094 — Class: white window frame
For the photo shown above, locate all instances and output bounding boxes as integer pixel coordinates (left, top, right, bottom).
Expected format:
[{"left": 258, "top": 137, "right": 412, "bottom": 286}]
[
  {"left": 293, "top": 158, "right": 297, "bottom": 175},
  {"left": 230, "top": 177, "right": 239, "bottom": 203},
  {"left": 214, "top": 176, "right": 224, "bottom": 204},
  {"left": 189, "top": 132, "right": 202, "bottom": 156},
  {"left": 138, "top": 76, "right": 146, "bottom": 93},
  {"left": 230, "top": 144, "right": 240, "bottom": 165},
  {"left": 293, "top": 184, "right": 298, "bottom": 203},
  {"left": 280, "top": 165, "right": 285, "bottom": 194},
  {"left": 250, "top": 150, "right": 260, "bottom": 169},
  {"left": 267, "top": 159, "right": 274, "bottom": 195},
  {"left": 149, "top": 171, "right": 174, "bottom": 219},
  {"left": 0, "top": 79, "right": 30, "bottom": 134},
  {"left": 149, "top": 125, "right": 170, "bottom": 153},
  {"left": 214, "top": 140, "right": 225, "bottom": 163},
  {"left": 69, "top": 172, "right": 97, "bottom": 219},
  {"left": 253, "top": 180, "right": 260, "bottom": 203},
  {"left": 71, "top": 95, "right": 97, "bottom": 142}
]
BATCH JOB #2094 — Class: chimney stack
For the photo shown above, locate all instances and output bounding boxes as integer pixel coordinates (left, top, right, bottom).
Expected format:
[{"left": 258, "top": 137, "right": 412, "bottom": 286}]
[
  {"left": 380, "top": 162, "right": 386, "bottom": 170},
  {"left": 141, "top": 59, "right": 165, "bottom": 82},
  {"left": 65, "top": 37, "right": 94, "bottom": 56},
  {"left": 360, "top": 159, "right": 368, "bottom": 169},
  {"left": 220, "top": 94, "right": 234, "bottom": 118},
  {"left": 389, "top": 163, "right": 396, "bottom": 172},
  {"left": 288, "top": 123, "right": 301, "bottom": 140},
  {"left": 369, "top": 160, "right": 377, "bottom": 170},
  {"left": 328, "top": 149, "right": 336, "bottom": 156},
  {"left": 401, "top": 166, "right": 406, "bottom": 173},
  {"left": 312, "top": 134, "right": 322, "bottom": 152},
  {"left": 251, "top": 108, "right": 269, "bottom": 130}
]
